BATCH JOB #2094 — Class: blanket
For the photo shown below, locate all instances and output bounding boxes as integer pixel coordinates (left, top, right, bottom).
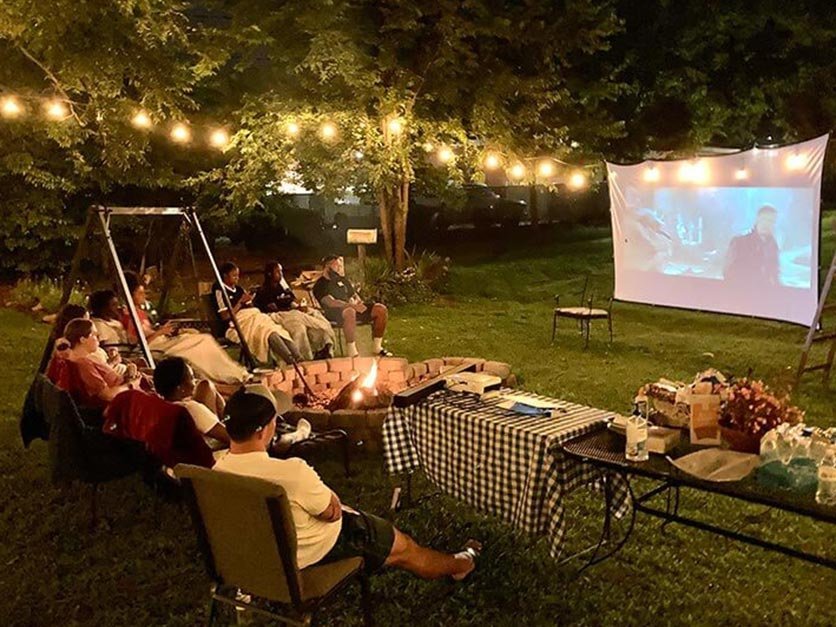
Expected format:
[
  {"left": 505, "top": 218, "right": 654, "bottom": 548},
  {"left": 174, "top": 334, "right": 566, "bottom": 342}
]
[{"left": 225, "top": 307, "right": 291, "bottom": 363}]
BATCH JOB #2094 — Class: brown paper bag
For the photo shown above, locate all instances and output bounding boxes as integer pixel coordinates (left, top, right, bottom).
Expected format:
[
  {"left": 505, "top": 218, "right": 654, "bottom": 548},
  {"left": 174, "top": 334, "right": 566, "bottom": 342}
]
[{"left": 690, "top": 394, "right": 721, "bottom": 445}]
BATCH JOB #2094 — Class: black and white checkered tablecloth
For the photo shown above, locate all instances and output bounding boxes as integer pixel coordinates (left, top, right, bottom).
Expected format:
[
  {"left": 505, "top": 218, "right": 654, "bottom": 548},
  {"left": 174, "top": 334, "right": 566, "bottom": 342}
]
[{"left": 383, "top": 388, "right": 631, "bottom": 559}]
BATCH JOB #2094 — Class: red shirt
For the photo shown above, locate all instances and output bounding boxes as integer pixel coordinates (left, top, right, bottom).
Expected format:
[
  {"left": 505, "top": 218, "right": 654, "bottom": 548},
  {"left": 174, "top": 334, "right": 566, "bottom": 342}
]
[
  {"left": 50, "top": 355, "right": 123, "bottom": 409},
  {"left": 121, "top": 309, "right": 151, "bottom": 343}
]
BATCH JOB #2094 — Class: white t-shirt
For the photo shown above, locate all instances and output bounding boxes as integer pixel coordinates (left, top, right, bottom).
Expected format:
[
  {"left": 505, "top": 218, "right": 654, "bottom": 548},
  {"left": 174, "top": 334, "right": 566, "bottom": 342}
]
[
  {"left": 212, "top": 451, "right": 341, "bottom": 568},
  {"left": 176, "top": 400, "right": 221, "bottom": 434}
]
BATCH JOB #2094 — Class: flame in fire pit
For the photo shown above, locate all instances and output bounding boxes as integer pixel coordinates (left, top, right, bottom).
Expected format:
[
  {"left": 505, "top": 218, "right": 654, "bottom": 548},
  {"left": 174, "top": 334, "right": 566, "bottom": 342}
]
[
  {"left": 351, "top": 360, "right": 379, "bottom": 404},
  {"left": 360, "top": 360, "right": 378, "bottom": 389}
]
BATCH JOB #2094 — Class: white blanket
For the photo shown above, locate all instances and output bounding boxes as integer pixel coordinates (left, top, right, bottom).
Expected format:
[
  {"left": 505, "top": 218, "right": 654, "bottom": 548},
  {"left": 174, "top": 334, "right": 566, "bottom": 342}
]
[{"left": 225, "top": 307, "right": 292, "bottom": 363}]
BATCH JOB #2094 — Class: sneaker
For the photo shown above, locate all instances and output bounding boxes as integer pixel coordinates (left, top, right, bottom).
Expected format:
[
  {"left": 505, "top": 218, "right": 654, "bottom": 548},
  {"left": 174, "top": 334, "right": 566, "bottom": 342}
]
[
  {"left": 378, "top": 348, "right": 394, "bottom": 357},
  {"left": 296, "top": 418, "right": 312, "bottom": 441}
]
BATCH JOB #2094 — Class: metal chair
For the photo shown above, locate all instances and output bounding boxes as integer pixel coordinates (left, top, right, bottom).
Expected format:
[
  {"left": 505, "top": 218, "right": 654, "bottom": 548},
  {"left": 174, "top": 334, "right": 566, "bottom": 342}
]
[
  {"left": 175, "top": 464, "right": 373, "bottom": 626},
  {"left": 551, "top": 276, "right": 613, "bottom": 349}
]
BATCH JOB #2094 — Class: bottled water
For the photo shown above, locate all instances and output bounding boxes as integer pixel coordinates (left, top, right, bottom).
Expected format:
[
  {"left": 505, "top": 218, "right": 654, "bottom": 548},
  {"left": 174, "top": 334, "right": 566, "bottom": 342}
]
[
  {"left": 816, "top": 446, "right": 836, "bottom": 506},
  {"left": 626, "top": 415, "right": 649, "bottom": 462}
]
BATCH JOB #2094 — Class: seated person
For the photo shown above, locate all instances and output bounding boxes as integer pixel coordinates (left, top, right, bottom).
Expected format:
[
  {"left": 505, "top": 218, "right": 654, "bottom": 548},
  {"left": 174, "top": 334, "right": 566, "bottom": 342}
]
[
  {"left": 153, "top": 357, "right": 311, "bottom": 452},
  {"left": 213, "top": 262, "right": 303, "bottom": 366},
  {"left": 121, "top": 271, "right": 250, "bottom": 384},
  {"left": 254, "top": 261, "right": 335, "bottom": 360},
  {"left": 214, "top": 385, "right": 480, "bottom": 579},
  {"left": 312, "top": 255, "right": 391, "bottom": 358},
  {"left": 56, "top": 318, "right": 142, "bottom": 409},
  {"left": 89, "top": 289, "right": 129, "bottom": 346}
]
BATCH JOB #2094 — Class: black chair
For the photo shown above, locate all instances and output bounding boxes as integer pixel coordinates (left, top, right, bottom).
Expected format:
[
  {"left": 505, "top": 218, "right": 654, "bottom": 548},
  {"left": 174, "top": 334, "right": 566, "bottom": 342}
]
[
  {"left": 551, "top": 276, "right": 613, "bottom": 349},
  {"left": 36, "top": 375, "right": 151, "bottom": 527}
]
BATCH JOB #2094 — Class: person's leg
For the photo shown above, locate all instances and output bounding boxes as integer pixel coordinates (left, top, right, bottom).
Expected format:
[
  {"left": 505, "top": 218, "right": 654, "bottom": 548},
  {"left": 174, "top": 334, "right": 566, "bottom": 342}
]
[
  {"left": 268, "top": 333, "right": 302, "bottom": 365},
  {"left": 384, "top": 528, "right": 475, "bottom": 580},
  {"left": 370, "top": 303, "right": 388, "bottom": 353},
  {"left": 193, "top": 379, "right": 224, "bottom": 417},
  {"left": 341, "top": 307, "right": 358, "bottom": 356}
]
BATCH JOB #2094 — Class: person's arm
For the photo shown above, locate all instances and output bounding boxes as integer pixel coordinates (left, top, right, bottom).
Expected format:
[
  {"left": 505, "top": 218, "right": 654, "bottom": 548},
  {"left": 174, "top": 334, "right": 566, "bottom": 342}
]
[
  {"left": 205, "top": 422, "right": 230, "bottom": 445},
  {"left": 316, "top": 491, "right": 343, "bottom": 522},
  {"left": 218, "top": 290, "right": 253, "bottom": 321}
]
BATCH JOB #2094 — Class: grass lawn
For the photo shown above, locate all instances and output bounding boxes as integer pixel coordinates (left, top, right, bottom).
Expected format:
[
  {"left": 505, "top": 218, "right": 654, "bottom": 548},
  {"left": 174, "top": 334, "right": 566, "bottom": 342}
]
[{"left": 1, "top": 216, "right": 835, "bottom": 626}]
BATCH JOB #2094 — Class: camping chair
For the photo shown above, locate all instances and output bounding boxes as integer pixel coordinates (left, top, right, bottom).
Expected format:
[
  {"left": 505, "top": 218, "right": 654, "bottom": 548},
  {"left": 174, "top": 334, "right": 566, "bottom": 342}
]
[
  {"left": 36, "top": 374, "right": 150, "bottom": 527},
  {"left": 551, "top": 276, "right": 613, "bottom": 349},
  {"left": 175, "top": 464, "right": 373, "bottom": 626}
]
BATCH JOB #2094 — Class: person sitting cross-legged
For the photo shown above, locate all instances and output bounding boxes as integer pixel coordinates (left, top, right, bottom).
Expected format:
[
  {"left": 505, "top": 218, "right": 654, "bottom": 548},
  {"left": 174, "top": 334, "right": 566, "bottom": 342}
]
[
  {"left": 213, "top": 385, "right": 481, "bottom": 578},
  {"left": 312, "top": 255, "right": 391, "bottom": 358}
]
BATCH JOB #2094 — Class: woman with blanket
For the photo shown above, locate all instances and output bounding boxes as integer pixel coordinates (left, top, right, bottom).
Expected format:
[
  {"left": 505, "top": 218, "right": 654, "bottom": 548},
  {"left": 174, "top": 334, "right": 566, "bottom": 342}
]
[
  {"left": 253, "top": 261, "right": 334, "bottom": 360},
  {"left": 121, "top": 272, "right": 250, "bottom": 384},
  {"left": 212, "top": 262, "right": 303, "bottom": 366}
]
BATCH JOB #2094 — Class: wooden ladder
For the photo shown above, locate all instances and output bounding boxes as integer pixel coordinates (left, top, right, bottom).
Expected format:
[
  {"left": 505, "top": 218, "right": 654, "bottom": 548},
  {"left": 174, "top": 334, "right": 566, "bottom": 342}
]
[{"left": 795, "top": 249, "right": 836, "bottom": 387}]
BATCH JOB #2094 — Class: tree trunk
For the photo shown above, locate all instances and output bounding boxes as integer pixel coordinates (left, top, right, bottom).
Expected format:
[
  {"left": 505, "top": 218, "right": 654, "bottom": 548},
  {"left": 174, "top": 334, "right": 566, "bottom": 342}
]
[
  {"left": 393, "top": 178, "right": 409, "bottom": 271},
  {"left": 378, "top": 188, "right": 394, "bottom": 265}
]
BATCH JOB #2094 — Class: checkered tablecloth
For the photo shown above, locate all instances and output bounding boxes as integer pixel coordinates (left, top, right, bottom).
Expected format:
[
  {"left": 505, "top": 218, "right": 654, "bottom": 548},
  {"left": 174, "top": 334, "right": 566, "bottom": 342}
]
[{"left": 383, "top": 388, "right": 630, "bottom": 559}]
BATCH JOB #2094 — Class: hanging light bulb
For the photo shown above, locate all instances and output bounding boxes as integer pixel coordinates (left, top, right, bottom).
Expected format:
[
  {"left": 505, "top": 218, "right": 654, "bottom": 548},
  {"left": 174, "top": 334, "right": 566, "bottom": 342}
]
[
  {"left": 386, "top": 117, "right": 404, "bottom": 135},
  {"left": 537, "top": 160, "right": 555, "bottom": 177},
  {"left": 209, "top": 129, "right": 229, "bottom": 149},
  {"left": 1, "top": 96, "right": 23, "bottom": 118},
  {"left": 320, "top": 121, "right": 338, "bottom": 141},
  {"left": 131, "top": 111, "right": 152, "bottom": 129},
  {"left": 45, "top": 100, "right": 68, "bottom": 120},
  {"left": 643, "top": 165, "right": 660, "bottom": 183},
  {"left": 170, "top": 122, "right": 191, "bottom": 143},
  {"left": 785, "top": 152, "right": 806, "bottom": 171},
  {"left": 437, "top": 146, "right": 453, "bottom": 163},
  {"left": 509, "top": 163, "right": 527, "bottom": 181},
  {"left": 484, "top": 153, "right": 501, "bottom": 170},
  {"left": 734, "top": 167, "right": 749, "bottom": 181},
  {"left": 286, "top": 120, "right": 300, "bottom": 137},
  {"left": 568, "top": 171, "right": 588, "bottom": 190}
]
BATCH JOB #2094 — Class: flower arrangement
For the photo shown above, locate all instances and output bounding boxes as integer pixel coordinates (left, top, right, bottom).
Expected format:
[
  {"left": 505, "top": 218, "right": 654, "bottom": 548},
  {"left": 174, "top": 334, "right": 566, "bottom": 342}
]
[{"left": 718, "top": 378, "right": 803, "bottom": 439}]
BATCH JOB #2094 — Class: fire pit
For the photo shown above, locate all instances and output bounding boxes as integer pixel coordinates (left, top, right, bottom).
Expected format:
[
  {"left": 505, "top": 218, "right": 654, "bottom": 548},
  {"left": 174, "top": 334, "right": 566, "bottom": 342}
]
[{"left": 258, "top": 356, "right": 515, "bottom": 452}]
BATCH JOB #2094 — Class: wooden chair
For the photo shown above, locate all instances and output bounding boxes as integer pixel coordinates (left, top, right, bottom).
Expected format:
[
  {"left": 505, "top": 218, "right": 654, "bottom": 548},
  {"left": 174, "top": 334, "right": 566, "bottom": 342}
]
[
  {"left": 551, "top": 276, "right": 613, "bottom": 349},
  {"left": 175, "top": 464, "right": 373, "bottom": 626}
]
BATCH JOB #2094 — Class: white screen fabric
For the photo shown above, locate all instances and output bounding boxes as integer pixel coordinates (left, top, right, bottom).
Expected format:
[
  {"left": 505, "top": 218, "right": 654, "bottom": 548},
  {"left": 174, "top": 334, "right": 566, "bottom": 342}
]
[{"left": 607, "top": 134, "right": 828, "bottom": 326}]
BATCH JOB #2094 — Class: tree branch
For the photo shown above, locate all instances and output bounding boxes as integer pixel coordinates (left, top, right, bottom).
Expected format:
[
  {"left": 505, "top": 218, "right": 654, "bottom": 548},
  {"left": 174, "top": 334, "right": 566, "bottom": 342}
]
[{"left": 16, "top": 44, "right": 84, "bottom": 125}]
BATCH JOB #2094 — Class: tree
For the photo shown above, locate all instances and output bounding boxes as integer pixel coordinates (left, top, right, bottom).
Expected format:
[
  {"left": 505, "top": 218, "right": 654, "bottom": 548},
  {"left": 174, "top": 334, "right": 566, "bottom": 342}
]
[
  {"left": 0, "top": 0, "right": 225, "bottom": 272},
  {"left": 210, "top": 0, "right": 624, "bottom": 269}
]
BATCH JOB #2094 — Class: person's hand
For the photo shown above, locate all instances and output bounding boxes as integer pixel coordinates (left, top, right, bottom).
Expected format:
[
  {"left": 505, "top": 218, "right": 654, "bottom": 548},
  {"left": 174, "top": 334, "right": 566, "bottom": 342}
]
[
  {"left": 353, "top": 302, "right": 367, "bottom": 314},
  {"left": 158, "top": 321, "right": 177, "bottom": 336},
  {"left": 241, "top": 291, "right": 254, "bottom": 305},
  {"left": 107, "top": 348, "right": 122, "bottom": 365},
  {"left": 125, "top": 363, "right": 138, "bottom": 380}
]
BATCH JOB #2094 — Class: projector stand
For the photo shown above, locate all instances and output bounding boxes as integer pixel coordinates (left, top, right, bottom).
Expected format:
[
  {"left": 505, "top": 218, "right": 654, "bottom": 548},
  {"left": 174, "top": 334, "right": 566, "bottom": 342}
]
[{"left": 795, "top": 249, "right": 836, "bottom": 388}]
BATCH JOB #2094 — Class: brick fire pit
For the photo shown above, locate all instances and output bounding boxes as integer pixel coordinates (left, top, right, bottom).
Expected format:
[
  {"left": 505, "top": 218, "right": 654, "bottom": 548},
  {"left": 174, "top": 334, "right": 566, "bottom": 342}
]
[{"left": 258, "top": 356, "right": 515, "bottom": 453}]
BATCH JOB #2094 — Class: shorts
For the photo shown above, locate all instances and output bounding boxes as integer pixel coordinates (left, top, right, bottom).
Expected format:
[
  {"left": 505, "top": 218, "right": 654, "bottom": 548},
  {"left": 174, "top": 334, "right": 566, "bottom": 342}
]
[
  {"left": 323, "top": 303, "right": 375, "bottom": 325},
  {"left": 318, "top": 510, "right": 395, "bottom": 573}
]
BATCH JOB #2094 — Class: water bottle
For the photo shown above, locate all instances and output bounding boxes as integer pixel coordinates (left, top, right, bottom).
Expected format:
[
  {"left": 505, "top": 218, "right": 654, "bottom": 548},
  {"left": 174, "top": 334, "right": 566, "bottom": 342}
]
[
  {"left": 626, "top": 415, "right": 649, "bottom": 462},
  {"left": 816, "top": 446, "right": 836, "bottom": 506}
]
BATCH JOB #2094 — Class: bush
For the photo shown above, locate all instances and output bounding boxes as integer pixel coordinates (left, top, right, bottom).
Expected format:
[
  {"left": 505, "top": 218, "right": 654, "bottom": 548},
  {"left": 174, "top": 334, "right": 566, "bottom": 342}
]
[
  {"left": 347, "top": 251, "right": 450, "bottom": 306},
  {"left": 8, "top": 277, "right": 86, "bottom": 313}
]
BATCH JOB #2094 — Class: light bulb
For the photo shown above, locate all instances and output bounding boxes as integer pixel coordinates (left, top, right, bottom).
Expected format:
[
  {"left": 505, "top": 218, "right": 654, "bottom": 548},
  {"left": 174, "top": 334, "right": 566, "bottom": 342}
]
[
  {"left": 537, "top": 160, "right": 555, "bottom": 177},
  {"left": 484, "top": 153, "right": 501, "bottom": 170},
  {"left": 209, "top": 129, "right": 229, "bottom": 148},
  {"left": 568, "top": 171, "right": 588, "bottom": 190},
  {"left": 387, "top": 117, "right": 403, "bottom": 135},
  {"left": 170, "top": 123, "right": 191, "bottom": 143},
  {"left": 320, "top": 121, "right": 337, "bottom": 141},
  {"left": 131, "top": 111, "right": 152, "bottom": 129},
  {"left": 45, "top": 100, "right": 68, "bottom": 120},
  {"left": 786, "top": 152, "right": 806, "bottom": 171},
  {"left": 286, "top": 121, "right": 300, "bottom": 137},
  {"left": 509, "top": 163, "right": 526, "bottom": 180},
  {"left": 437, "top": 146, "right": 453, "bottom": 163},
  {"left": 1, "top": 96, "right": 23, "bottom": 118},
  {"left": 643, "top": 166, "right": 660, "bottom": 182},
  {"left": 734, "top": 168, "right": 748, "bottom": 180}
]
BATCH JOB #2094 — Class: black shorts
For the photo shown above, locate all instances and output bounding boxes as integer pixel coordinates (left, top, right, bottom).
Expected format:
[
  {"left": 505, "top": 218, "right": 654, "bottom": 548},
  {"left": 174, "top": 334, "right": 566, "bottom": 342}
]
[
  {"left": 323, "top": 304, "right": 375, "bottom": 325},
  {"left": 319, "top": 510, "right": 395, "bottom": 572}
]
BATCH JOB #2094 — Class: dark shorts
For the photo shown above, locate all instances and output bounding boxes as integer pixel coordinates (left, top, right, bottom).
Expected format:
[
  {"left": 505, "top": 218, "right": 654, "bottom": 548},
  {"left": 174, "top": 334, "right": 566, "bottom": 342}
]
[
  {"left": 319, "top": 510, "right": 395, "bottom": 573},
  {"left": 322, "top": 304, "right": 375, "bottom": 325}
]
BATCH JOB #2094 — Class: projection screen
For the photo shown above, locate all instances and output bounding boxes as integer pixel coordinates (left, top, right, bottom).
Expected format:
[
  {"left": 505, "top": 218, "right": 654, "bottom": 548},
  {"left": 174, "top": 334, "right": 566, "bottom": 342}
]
[{"left": 607, "top": 134, "right": 828, "bottom": 326}]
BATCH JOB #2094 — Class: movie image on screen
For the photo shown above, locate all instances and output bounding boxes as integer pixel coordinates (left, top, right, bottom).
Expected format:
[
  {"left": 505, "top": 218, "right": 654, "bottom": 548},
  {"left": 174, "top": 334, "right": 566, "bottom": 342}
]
[{"left": 608, "top": 134, "right": 828, "bottom": 326}]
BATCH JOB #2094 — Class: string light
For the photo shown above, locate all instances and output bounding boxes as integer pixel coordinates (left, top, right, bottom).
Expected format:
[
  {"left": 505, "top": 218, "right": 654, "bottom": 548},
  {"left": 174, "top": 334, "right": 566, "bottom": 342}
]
[
  {"left": 677, "top": 160, "right": 708, "bottom": 184},
  {"left": 320, "top": 121, "right": 337, "bottom": 141},
  {"left": 209, "top": 128, "right": 229, "bottom": 149},
  {"left": 483, "top": 153, "right": 501, "bottom": 170},
  {"left": 735, "top": 168, "right": 749, "bottom": 180},
  {"left": 170, "top": 122, "right": 191, "bottom": 143},
  {"left": 437, "top": 146, "right": 453, "bottom": 163},
  {"left": 44, "top": 100, "right": 68, "bottom": 120},
  {"left": 131, "top": 111, "right": 152, "bottom": 129},
  {"left": 537, "top": 160, "right": 555, "bottom": 178},
  {"left": 568, "top": 171, "right": 588, "bottom": 190},
  {"left": 386, "top": 117, "right": 404, "bottom": 135},
  {"left": 786, "top": 152, "right": 806, "bottom": 171},
  {"left": 643, "top": 166, "right": 660, "bottom": 183},
  {"left": 286, "top": 121, "right": 300, "bottom": 137},
  {"left": 509, "top": 163, "right": 527, "bottom": 181},
  {"left": 1, "top": 96, "right": 23, "bottom": 118}
]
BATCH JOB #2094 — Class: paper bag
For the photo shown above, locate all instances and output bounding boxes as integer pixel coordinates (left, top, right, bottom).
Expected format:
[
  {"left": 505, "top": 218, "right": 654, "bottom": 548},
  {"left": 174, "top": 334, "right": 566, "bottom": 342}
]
[{"left": 690, "top": 394, "right": 721, "bottom": 445}]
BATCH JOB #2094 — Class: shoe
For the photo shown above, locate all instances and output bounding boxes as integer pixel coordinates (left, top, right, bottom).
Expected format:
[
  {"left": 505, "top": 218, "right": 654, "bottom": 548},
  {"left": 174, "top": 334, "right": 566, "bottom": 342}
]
[
  {"left": 296, "top": 418, "right": 312, "bottom": 441},
  {"left": 377, "top": 348, "right": 394, "bottom": 357}
]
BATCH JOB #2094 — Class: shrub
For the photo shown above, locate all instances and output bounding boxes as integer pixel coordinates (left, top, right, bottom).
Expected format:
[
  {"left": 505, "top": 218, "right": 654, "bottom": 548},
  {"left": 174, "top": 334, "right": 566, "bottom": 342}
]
[
  {"left": 347, "top": 251, "right": 450, "bottom": 306},
  {"left": 8, "top": 277, "right": 86, "bottom": 313}
]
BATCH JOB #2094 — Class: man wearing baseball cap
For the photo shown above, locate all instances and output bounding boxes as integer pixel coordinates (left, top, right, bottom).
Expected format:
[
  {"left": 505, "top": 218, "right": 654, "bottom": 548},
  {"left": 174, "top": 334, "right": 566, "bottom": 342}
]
[{"left": 213, "top": 385, "right": 480, "bottom": 579}]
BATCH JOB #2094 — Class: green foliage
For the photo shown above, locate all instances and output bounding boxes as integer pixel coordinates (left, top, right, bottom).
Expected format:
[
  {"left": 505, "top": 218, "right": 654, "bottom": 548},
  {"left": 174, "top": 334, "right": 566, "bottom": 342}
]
[
  {"left": 348, "top": 250, "right": 450, "bottom": 305},
  {"left": 8, "top": 276, "right": 85, "bottom": 312}
]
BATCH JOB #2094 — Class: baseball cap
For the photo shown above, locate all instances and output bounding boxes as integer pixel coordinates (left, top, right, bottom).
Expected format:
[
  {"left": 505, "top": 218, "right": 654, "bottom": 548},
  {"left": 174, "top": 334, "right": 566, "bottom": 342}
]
[{"left": 223, "top": 384, "right": 278, "bottom": 441}]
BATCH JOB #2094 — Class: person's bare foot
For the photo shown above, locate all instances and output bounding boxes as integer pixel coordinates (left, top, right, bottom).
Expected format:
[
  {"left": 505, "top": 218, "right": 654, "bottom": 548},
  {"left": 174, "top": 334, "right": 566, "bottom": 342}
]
[{"left": 451, "top": 539, "right": 482, "bottom": 581}]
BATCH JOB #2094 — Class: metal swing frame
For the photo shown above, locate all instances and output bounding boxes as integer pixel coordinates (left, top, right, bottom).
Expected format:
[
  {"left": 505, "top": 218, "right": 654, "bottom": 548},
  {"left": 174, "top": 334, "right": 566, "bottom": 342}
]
[{"left": 58, "top": 205, "right": 256, "bottom": 370}]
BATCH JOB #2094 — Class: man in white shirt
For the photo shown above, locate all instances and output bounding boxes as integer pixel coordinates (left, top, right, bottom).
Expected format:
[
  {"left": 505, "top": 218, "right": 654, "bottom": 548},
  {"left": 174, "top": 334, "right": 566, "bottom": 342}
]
[{"left": 213, "top": 385, "right": 481, "bottom": 577}]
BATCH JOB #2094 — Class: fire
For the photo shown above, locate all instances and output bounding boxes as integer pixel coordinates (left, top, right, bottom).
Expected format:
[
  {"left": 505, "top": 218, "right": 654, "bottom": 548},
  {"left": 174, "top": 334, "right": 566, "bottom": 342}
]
[{"left": 360, "top": 360, "right": 378, "bottom": 389}]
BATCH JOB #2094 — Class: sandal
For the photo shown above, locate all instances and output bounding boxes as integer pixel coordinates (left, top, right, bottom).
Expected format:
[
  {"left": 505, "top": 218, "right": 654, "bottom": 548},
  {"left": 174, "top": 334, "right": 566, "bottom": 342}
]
[{"left": 452, "top": 539, "right": 482, "bottom": 581}]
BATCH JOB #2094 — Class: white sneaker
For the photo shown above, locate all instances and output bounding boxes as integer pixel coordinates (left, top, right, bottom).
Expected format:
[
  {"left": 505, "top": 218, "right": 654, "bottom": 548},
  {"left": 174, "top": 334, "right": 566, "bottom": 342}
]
[{"left": 296, "top": 418, "right": 312, "bottom": 441}]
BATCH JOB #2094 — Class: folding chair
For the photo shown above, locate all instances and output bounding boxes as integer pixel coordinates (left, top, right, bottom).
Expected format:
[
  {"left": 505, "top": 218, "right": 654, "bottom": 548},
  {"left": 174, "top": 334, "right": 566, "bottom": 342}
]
[
  {"left": 175, "top": 464, "right": 373, "bottom": 626},
  {"left": 551, "top": 275, "right": 613, "bottom": 349}
]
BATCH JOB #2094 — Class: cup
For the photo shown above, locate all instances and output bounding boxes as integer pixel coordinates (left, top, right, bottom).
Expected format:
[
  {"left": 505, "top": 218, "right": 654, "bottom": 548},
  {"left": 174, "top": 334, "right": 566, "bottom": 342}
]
[{"left": 626, "top": 415, "right": 649, "bottom": 462}]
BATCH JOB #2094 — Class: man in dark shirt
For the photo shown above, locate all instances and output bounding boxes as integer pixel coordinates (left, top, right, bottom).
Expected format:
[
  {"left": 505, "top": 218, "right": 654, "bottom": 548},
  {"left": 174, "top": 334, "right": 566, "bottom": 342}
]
[
  {"left": 723, "top": 205, "right": 780, "bottom": 288},
  {"left": 213, "top": 262, "right": 303, "bottom": 365},
  {"left": 312, "top": 255, "right": 390, "bottom": 357}
]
